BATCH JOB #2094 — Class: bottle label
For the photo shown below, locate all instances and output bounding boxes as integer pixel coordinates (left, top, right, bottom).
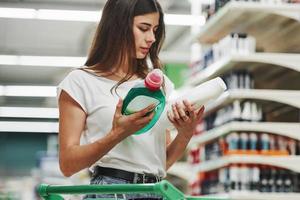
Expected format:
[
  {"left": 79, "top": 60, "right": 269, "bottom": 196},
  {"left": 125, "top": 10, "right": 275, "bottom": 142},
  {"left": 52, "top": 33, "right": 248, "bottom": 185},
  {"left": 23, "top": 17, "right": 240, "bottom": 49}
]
[{"left": 125, "top": 95, "right": 159, "bottom": 114}]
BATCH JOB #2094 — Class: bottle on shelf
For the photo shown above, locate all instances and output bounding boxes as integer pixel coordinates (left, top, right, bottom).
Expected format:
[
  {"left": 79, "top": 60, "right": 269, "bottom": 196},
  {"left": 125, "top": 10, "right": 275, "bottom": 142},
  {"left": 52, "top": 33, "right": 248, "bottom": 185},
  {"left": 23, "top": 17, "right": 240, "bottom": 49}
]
[{"left": 198, "top": 165, "right": 300, "bottom": 195}]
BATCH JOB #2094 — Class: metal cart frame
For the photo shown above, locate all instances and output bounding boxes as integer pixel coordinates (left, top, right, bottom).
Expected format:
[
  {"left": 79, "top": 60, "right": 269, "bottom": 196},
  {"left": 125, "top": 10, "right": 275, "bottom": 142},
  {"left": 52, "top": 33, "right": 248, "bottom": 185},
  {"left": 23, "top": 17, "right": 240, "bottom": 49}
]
[{"left": 38, "top": 180, "right": 226, "bottom": 200}]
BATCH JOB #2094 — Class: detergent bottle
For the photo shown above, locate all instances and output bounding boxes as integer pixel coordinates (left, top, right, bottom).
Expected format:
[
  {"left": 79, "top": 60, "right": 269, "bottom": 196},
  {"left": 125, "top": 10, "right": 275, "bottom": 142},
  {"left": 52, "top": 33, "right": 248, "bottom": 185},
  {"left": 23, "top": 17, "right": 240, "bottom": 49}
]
[
  {"left": 121, "top": 68, "right": 166, "bottom": 135},
  {"left": 153, "top": 77, "right": 227, "bottom": 131}
]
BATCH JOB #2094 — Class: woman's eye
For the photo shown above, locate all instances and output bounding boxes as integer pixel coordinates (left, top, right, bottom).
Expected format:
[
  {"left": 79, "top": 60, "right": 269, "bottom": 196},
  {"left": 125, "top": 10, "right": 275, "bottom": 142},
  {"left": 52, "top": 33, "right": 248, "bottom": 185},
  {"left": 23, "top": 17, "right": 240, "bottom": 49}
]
[{"left": 139, "top": 27, "right": 148, "bottom": 32}]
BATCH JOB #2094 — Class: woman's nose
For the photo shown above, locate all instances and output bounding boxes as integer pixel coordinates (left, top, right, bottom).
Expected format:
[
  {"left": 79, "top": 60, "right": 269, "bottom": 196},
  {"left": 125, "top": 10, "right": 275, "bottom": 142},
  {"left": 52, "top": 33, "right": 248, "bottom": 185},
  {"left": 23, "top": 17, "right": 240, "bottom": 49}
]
[{"left": 146, "top": 31, "right": 156, "bottom": 43}]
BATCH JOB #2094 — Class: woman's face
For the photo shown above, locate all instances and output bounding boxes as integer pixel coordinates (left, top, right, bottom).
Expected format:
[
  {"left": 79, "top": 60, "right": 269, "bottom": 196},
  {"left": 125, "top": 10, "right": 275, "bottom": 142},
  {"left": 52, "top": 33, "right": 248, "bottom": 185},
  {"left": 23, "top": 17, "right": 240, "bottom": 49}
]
[{"left": 133, "top": 12, "right": 159, "bottom": 59}]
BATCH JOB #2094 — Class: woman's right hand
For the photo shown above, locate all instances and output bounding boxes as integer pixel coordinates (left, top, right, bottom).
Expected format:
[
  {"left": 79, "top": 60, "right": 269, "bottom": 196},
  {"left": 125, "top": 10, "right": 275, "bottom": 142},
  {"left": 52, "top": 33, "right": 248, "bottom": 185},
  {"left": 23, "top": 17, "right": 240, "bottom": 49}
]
[{"left": 110, "top": 98, "right": 155, "bottom": 139}]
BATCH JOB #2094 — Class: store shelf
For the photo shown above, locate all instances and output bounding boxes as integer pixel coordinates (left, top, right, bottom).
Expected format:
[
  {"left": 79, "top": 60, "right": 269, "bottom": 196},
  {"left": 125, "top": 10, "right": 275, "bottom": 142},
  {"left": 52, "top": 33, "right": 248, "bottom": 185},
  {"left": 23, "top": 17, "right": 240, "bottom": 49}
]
[
  {"left": 0, "top": 121, "right": 58, "bottom": 133},
  {"left": 189, "top": 121, "right": 300, "bottom": 146},
  {"left": 197, "top": 155, "right": 300, "bottom": 173},
  {"left": 198, "top": 1, "right": 300, "bottom": 53},
  {"left": 189, "top": 1, "right": 300, "bottom": 198},
  {"left": 188, "top": 53, "right": 300, "bottom": 86},
  {"left": 206, "top": 89, "right": 300, "bottom": 114},
  {"left": 203, "top": 191, "right": 300, "bottom": 200}
]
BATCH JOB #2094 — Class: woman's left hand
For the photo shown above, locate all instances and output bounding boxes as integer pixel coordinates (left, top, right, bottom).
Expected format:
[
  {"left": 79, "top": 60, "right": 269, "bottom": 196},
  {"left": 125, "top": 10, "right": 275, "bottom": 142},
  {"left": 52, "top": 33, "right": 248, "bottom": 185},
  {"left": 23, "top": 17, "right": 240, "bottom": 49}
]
[{"left": 167, "top": 100, "right": 205, "bottom": 140}]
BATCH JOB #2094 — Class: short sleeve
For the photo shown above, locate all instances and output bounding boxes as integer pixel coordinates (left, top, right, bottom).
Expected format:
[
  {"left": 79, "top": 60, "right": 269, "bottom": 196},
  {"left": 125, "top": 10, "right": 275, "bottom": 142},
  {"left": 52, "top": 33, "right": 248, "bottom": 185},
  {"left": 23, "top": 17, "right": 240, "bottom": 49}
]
[
  {"left": 57, "top": 70, "right": 88, "bottom": 113},
  {"left": 163, "top": 74, "right": 175, "bottom": 100}
]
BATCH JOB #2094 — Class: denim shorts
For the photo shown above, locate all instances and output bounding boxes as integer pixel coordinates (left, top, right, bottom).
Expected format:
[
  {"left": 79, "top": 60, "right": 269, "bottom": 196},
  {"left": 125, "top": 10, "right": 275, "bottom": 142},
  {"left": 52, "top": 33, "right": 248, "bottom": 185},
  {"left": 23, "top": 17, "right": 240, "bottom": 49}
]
[{"left": 83, "top": 174, "right": 163, "bottom": 200}]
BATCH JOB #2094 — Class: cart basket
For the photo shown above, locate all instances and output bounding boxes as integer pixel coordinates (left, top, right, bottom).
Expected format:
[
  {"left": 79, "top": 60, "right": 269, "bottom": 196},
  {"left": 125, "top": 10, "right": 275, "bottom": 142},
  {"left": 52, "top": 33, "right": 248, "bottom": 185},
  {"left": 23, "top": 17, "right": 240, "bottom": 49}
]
[{"left": 38, "top": 180, "right": 227, "bottom": 200}]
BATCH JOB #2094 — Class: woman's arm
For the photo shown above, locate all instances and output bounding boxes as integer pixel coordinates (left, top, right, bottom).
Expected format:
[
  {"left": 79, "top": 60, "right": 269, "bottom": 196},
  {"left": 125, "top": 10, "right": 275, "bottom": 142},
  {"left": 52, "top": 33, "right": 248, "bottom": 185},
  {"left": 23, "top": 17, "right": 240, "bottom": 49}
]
[
  {"left": 166, "top": 131, "right": 190, "bottom": 170},
  {"left": 59, "top": 91, "right": 156, "bottom": 177},
  {"left": 165, "top": 100, "right": 204, "bottom": 170},
  {"left": 58, "top": 91, "right": 122, "bottom": 177}
]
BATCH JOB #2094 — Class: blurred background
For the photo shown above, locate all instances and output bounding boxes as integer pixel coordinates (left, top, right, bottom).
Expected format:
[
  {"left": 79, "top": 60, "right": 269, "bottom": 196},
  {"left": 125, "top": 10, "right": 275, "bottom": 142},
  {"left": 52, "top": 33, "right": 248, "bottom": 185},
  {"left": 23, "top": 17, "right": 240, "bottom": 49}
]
[{"left": 1, "top": 0, "right": 300, "bottom": 199}]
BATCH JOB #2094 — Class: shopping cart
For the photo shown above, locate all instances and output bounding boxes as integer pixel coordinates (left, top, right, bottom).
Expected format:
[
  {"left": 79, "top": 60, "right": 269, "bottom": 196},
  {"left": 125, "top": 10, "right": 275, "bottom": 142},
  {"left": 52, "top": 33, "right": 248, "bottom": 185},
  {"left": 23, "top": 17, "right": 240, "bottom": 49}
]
[{"left": 38, "top": 180, "right": 227, "bottom": 200}]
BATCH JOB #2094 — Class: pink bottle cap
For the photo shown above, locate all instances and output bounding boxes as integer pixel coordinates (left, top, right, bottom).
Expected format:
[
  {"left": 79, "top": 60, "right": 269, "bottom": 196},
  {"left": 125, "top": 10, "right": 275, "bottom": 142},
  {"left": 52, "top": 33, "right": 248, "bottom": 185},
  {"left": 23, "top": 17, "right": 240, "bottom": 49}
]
[{"left": 145, "top": 69, "right": 163, "bottom": 91}]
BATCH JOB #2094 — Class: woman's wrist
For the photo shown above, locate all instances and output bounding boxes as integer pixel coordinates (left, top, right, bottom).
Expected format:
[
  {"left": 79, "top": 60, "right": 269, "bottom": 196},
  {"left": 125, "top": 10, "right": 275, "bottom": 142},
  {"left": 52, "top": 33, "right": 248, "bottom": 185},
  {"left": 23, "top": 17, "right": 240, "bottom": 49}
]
[
  {"left": 176, "top": 131, "right": 193, "bottom": 143},
  {"left": 106, "top": 129, "right": 123, "bottom": 144}
]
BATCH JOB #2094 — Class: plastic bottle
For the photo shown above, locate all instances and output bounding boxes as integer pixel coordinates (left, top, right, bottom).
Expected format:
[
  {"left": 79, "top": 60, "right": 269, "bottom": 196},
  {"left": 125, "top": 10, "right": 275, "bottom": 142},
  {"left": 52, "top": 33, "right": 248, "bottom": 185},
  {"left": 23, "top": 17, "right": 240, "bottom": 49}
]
[
  {"left": 121, "top": 68, "right": 166, "bottom": 135},
  {"left": 154, "top": 77, "right": 227, "bottom": 131}
]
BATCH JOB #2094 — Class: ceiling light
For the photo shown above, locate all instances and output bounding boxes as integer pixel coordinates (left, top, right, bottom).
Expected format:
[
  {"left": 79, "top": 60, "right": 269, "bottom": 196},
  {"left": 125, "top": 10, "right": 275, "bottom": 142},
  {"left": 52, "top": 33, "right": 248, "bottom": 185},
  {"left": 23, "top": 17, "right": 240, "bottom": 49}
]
[
  {"left": 0, "top": 53, "right": 191, "bottom": 67},
  {"left": 0, "top": 55, "right": 86, "bottom": 67},
  {"left": 37, "top": 9, "right": 100, "bottom": 22},
  {"left": 0, "top": 107, "right": 58, "bottom": 118},
  {"left": 0, "top": 7, "right": 205, "bottom": 26},
  {"left": 0, "top": 7, "right": 36, "bottom": 19}
]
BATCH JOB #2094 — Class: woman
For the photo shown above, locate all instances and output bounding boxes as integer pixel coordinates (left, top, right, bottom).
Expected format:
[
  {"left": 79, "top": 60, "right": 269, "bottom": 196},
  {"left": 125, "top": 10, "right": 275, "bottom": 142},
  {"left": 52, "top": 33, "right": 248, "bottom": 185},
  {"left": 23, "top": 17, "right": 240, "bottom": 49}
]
[{"left": 57, "top": 0, "right": 204, "bottom": 199}]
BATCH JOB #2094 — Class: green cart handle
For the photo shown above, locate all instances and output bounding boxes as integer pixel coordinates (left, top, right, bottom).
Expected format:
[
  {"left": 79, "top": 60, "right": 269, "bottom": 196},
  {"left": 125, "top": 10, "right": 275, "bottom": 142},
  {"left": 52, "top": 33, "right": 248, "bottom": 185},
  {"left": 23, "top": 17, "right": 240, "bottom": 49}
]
[{"left": 38, "top": 180, "right": 227, "bottom": 200}]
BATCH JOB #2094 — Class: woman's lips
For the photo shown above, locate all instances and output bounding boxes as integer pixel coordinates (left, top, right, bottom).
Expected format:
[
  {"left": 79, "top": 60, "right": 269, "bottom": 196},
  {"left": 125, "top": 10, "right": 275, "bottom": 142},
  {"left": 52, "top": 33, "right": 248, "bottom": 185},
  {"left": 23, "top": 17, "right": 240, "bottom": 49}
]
[{"left": 140, "top": 47, "right": 149, "bottom": 54}]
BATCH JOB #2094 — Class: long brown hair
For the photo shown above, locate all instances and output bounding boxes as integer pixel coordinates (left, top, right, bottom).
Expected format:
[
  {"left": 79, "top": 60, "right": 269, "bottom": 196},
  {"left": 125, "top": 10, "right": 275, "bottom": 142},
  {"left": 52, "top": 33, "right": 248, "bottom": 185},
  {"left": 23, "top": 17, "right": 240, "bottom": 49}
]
[{"left": 84, "top": 0, "right": 165, "bottom": 94}]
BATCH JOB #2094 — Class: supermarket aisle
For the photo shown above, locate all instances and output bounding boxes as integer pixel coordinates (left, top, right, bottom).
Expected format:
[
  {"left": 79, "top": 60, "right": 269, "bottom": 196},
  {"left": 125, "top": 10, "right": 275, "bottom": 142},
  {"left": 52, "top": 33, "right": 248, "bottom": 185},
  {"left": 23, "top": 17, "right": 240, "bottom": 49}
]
[{"left": 1, "top": 0, "right": 300, "bottom": 200}]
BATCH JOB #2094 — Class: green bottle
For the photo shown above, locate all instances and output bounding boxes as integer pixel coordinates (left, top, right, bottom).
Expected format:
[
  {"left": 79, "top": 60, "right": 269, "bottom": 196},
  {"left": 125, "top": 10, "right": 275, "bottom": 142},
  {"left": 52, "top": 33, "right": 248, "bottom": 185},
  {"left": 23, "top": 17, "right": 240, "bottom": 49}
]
[{"left": 121, "top": 69, "right": 166, "bottom": 135}]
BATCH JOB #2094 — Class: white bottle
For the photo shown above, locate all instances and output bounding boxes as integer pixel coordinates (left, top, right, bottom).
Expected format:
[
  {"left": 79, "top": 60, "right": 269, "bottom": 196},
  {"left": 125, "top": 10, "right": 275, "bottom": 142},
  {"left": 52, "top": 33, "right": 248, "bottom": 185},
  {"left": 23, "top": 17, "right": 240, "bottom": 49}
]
[
  {"left": 240, "top": 165, "right": 250, "bottom": 191},
  {"left": 241, "top": 101, "right": 251, "bottom": 121},
  {"left": 250, "top": 166, "right": 260, "bottom": 191},
  {"left": 154, "top": 77, "right": 227, "bottom": 131},
  {"left": 229, "top": 165, "right": 239, "bottom": 191},
  {"left": 232, "top": 100, "right": 242, "bottom": 121}
]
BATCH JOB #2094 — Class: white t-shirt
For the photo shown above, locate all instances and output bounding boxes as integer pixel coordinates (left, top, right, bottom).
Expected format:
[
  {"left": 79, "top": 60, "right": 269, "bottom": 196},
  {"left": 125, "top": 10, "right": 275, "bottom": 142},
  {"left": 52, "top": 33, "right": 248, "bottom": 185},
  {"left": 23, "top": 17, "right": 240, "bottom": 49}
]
[{"left": 57, "top": 69, "right": 174, "bottom": 177}]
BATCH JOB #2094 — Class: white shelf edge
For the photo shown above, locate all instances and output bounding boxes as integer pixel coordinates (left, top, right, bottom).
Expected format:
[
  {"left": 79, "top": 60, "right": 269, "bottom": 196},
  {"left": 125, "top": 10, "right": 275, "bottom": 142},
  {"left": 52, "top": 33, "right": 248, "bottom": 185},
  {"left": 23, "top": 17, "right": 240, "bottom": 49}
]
[
  {"left": 205, "top": 89, "right": 300, "bottom": 114},
  {"left": 187, "top": 53, "right": 300, "bottom": 86},
  {"left": 202, "top": 191, "right": 300, "bottom": 200},
  {"left": 189, "top": 121, "right": 300, "bottom": 147},
  {"left": 229, "top": 1, "right": 300, "bottom": 12},
  {"left": 198, "top": 1, "right": 300, "bottom": 43},
  {"left": 0, "top": 121, "right": 58, "bottom": 133},
  {"left": 197, "top": 155, "right": 300, "bottom": 173}
]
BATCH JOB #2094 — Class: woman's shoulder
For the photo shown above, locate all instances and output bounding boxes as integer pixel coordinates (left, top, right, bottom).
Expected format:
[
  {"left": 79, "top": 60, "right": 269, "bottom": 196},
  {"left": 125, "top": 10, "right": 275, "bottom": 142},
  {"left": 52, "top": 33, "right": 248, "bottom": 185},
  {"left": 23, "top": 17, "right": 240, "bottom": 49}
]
[
  {"left": 62, "top": 68, "right": 86, "bottom": 80},
  {"left": 64, "top": 68, "right": 103, "bottom": 82},
  {"left": 59, "top": 68, "right": 99, "bottom": 89},
  {"left": 67, "top": 68, "right": 90, "bottom": 77}
]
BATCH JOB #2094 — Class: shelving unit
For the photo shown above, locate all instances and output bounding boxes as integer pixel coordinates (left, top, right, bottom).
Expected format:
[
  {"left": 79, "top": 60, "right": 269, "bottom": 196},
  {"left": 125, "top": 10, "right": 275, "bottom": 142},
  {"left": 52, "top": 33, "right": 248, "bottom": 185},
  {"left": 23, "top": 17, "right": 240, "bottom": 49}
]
[
  {"left": 197, "top": 1, "right": 300, "bottom": 53},
  {"left": 205, "top": 89, "right": 300, "bottom": 113},
  {"left": 187, "top": 1, "right": 300, "bottom": 199},
  {"left": 197, "top": 155, "right": 300, "bottom": 173},
  {"left": 188, "top": 53, "right": 300, "bottom": 86},
  {"left": 203, "top": 192, "right": 300, "bottom": 200},
  {"left": 189, "top": 121, "right": 300, "bottom": 147}
]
